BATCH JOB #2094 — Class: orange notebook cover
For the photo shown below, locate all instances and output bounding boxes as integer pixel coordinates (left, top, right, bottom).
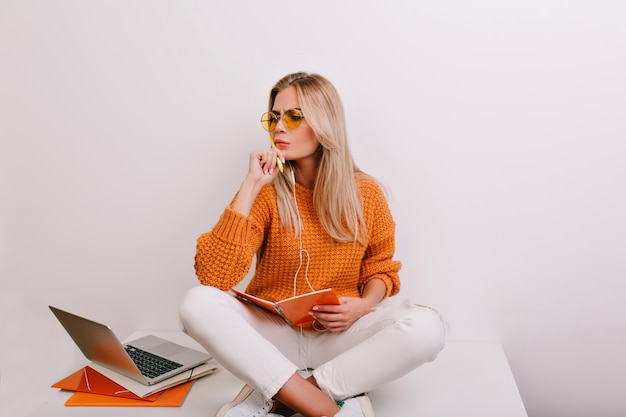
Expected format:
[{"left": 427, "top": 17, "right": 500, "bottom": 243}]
[
  {"left": 52, "top": 366, "right": 187, "bottom": 402},
  {"left": 64, "top": 381, "right": 194, "bottom": 407},
  {"left": 232, "top": 288, "right": 340, "bottom": 326}
]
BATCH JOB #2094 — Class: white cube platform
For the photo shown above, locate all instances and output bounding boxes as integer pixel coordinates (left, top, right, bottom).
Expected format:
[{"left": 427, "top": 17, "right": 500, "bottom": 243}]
[{"left": 29, "top": 331, "right": 527, "bottom": 417}]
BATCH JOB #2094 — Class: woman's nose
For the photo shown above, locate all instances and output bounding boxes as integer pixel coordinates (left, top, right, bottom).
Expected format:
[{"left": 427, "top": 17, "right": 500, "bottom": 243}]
[{"left": 273, "top": 116, "right": 287, "bottom": 133}]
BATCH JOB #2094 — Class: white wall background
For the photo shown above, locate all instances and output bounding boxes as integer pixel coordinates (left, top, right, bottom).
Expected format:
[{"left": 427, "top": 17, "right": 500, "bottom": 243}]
[{"left": 1, "top": 1, "right": 625, "bottom": 416}]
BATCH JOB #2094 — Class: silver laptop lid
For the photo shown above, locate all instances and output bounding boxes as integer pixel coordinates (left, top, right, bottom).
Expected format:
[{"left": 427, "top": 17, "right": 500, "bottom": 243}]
[{"left": 49, "top": 305, "right": 211, "bottom": 385}]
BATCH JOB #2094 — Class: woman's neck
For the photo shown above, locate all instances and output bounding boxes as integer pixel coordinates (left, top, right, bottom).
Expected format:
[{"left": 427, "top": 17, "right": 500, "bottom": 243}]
[{"left": 292, "top": 159, "right": 317, "bottom": 189}]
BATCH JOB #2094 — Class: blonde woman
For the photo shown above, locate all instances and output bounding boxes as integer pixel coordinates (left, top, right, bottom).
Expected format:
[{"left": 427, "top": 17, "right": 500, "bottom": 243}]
[{"left": 179, "top": 72, "right": 446, "bottom": 417}]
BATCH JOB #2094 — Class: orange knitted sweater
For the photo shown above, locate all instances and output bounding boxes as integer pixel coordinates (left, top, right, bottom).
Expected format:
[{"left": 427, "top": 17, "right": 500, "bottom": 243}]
[{"left": 194, "top": 175, "right": 402, "bottom": 324}]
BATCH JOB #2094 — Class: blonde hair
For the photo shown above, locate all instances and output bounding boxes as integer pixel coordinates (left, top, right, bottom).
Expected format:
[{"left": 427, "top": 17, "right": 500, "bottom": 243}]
[{"left": 270, "top": 72, "right": 367, "bottom": 244}]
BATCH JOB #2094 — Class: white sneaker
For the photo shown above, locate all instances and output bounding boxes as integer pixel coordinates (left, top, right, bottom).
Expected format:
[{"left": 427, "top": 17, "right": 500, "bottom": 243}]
[
  {"left": 335, "top": 394, "right": 375, "bottom": 417},
  {"left": 214, "top": 384, "right": 282, "bottom": 417}
]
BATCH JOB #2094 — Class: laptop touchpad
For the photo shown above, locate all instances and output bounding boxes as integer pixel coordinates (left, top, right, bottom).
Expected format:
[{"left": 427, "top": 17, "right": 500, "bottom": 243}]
[{"left": 151, "top": 342, "right": 188, "bottom": 357}]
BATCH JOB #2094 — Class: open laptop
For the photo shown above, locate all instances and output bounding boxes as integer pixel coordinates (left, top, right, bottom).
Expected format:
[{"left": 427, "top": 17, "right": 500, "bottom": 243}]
[{"left": 49, "top": 305, "right": 212, "bottom": 386}]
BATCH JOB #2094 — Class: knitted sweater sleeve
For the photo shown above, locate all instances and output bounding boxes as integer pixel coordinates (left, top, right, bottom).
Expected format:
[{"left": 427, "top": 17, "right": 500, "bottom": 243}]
[
  {"left": 194, "top": 186, "right": 272, "bottom": 290},
  {"left": 359, "top": 177, "right": 402, "bottom": 298}
]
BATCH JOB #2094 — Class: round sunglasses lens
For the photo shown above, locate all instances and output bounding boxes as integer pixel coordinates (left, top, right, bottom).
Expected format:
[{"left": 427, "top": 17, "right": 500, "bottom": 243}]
[
  {"left": 283, "top": 109, "right": 303, "bottom": 129},
  {"left": 260, "top": 112, "right": 277, "bottom": 131}
]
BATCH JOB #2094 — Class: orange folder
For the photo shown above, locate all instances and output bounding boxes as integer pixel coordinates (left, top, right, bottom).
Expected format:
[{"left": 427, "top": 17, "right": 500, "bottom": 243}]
[
  {"left": 52, "top": 366, "right": 193, "bottom": 406},
  {"left": 64, "top": 382, "right": 193, "bottom": 407}
]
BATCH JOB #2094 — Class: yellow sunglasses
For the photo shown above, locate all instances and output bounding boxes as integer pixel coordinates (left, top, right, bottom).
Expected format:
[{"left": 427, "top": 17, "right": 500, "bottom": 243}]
[{"left": 260, "top": 108, "right": 305, "bottom": 132}]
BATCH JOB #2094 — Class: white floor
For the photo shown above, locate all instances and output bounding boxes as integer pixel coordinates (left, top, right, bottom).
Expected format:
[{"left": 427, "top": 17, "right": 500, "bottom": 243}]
[{"left": 17, "top": 330, "right": 527, "bottom": 417}]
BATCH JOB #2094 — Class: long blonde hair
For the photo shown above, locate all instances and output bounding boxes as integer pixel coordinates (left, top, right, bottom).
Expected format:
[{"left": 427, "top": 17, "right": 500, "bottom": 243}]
[{"left": 270, "top": 72, "right": 367, "bottom": 244}]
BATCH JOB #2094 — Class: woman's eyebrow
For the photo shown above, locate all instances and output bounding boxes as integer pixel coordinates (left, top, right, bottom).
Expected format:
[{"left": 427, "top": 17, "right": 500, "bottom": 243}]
[{"left": 271, "top": 107, "right": 303, "bottom": 113}]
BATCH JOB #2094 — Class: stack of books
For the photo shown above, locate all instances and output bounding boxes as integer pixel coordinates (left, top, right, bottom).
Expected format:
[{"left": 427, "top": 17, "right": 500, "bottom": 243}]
[{"left": 52, "top": 362, "right": 217, "bottom": 407}]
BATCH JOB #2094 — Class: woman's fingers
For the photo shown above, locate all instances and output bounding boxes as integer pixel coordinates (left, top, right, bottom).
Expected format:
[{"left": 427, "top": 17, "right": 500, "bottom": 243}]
[
  {"left": 250, "top": 150, "right": 280, "bottom": 176},
  {"left": 261, "top": 149, "right": 278, "bottom": 174}
]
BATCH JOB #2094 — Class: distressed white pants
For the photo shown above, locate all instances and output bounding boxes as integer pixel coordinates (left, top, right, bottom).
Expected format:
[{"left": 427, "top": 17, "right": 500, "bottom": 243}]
[{"left": 179, "top": 285, "right": 446, "bottom": 401}]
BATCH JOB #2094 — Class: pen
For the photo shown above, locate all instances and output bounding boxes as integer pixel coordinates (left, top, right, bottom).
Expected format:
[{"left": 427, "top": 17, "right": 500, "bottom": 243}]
[{"left": 269, "top": 135, "right": 284, "bottom": 173}]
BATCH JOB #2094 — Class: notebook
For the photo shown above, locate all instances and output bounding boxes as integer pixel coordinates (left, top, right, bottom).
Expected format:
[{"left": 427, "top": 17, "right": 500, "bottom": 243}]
[{"left": 49, "top": 305, "right": 212, "bottom": 386}]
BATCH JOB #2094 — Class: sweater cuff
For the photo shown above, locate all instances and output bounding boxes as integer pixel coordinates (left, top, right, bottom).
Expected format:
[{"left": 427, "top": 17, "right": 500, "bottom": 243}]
[
  {"left": 363, "top": 275, "right": 397, "bottom": 299},
  {"left": 212, "top": 207, "right": 249, "bottom": 243}
]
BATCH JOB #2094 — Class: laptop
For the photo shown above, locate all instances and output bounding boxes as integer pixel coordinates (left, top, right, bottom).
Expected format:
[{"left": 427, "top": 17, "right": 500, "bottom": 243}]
[{"left": 49, "top": 305, "right": 212, "bottom": 385}]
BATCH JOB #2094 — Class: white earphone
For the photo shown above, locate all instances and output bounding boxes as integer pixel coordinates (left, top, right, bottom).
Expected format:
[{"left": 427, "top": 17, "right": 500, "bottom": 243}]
[{"left": 288, "top": 163, "right": 315, "bottom": 297}]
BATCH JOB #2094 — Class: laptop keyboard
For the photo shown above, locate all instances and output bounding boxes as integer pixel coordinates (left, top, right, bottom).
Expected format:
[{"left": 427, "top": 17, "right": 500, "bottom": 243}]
[{"left": 125, "top": 345, "right": 184, "bottom": 379}]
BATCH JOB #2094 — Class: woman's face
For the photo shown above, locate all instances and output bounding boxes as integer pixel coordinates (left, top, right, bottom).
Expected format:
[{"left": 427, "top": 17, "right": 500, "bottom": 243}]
[{"left": 271, "top": 86, "right": 319, "bottom": 163}]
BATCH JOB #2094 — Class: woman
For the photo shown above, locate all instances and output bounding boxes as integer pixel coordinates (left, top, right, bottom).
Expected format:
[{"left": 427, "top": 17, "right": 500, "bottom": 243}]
[{"left": 179, "top": 72, "right": 446, "bottom": 417}]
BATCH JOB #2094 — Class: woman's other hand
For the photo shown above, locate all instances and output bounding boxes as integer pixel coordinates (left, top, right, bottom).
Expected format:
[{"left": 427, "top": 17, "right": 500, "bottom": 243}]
[
  {"left": 310, "top": 279, "right": 386, "bottom": 332},
  {"left": 310, "top": 297, "right": 374, "bottom": 333}
]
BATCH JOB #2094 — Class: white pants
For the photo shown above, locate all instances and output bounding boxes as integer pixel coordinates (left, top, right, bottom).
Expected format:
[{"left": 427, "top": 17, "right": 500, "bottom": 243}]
[{"left": 179, "top": 286, "right": 446, "bottom": 401}]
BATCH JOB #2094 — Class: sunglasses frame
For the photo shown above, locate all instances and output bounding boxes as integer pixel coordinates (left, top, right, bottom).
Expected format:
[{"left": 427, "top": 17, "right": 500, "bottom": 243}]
[{"left": 260, "top": 108, "right": 305, "bottom": 132}]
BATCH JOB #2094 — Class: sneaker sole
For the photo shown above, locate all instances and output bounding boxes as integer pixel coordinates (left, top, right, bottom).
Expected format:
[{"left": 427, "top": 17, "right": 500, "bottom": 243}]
[
  {"left": 214, "top": 384, "right": 255, "bottom": 417},
  {"left": 355, "top": 395, "right": 376, "bottom": 417}
]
